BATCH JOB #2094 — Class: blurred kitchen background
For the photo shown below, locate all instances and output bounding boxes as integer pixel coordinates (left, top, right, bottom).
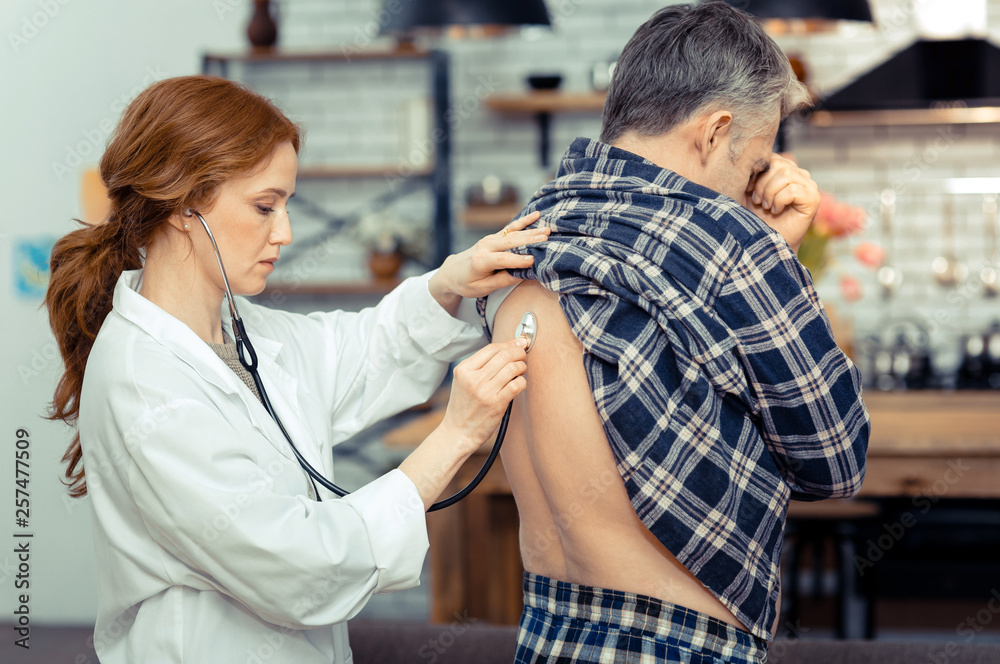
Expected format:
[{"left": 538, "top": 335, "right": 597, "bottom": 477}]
[{"left": 3, "top": 0, "right": 1000, "bottom": 658}]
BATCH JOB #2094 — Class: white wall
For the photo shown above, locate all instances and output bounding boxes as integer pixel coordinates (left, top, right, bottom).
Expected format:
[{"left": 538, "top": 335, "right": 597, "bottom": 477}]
[{"left": 0, "top": 0, "right": 249, "bottom": 627}]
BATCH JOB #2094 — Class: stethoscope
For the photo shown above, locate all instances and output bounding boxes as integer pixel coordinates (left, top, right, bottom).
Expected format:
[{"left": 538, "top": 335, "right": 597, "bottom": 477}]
[{"left": 187, "top": 209, "right": 537, "bottom": 511}]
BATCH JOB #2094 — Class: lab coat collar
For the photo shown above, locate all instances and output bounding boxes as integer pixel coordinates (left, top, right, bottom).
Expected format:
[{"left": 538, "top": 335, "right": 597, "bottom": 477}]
[
  {"left": 111, "top": 270, "right": 316, "bottom": 472},
  {"left": 113, "top": 270, "right": 282, "bottom": 388}
]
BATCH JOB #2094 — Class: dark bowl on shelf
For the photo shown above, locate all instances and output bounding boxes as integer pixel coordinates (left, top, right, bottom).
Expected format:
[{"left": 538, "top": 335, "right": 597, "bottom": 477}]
[{"left": 526, "top": 74, "right": 563, "bottom": 90}]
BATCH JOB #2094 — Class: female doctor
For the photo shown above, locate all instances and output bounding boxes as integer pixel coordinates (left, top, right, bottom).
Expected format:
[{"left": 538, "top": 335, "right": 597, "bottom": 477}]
[{"left": 44, "top": 75, "right": 546, "bottom": 664}]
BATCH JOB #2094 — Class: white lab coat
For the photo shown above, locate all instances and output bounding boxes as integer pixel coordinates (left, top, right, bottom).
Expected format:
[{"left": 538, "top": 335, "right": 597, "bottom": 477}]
[{"left": 78, "top": 268, "right": 486, "bottom": 663}]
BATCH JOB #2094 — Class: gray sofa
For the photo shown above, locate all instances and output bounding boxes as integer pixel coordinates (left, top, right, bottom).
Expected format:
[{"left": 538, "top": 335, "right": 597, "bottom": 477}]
[{"left": 348, "top": 621, "right": 1000, "bottom": 664}]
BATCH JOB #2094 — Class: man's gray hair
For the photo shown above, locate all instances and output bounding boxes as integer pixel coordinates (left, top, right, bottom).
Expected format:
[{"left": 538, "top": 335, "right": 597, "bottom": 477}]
[{"left": 599, "top": 1, "right": 811, "bottom": 148}]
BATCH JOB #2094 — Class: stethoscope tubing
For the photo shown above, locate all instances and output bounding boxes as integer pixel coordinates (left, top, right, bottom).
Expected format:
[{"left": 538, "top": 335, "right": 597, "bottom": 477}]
[{"left": 187, "top": 209, "right": 511, "bottom": 510}]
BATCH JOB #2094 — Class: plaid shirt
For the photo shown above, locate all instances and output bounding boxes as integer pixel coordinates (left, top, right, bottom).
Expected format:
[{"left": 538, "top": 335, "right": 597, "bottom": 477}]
[{"left": 480, "top": 137, "right": 869, "bottom": 642}]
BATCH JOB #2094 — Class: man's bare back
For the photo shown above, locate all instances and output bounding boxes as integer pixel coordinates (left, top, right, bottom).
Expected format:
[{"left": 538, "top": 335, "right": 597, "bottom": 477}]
[{"left": 493, "top": 280, "right": 757, "bottom": 633}]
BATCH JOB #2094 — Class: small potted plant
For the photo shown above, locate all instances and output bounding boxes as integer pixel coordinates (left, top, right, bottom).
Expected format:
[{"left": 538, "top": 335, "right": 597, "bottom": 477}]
[{"left": 353, "top": 209, "right": 429, "bottom": 280}]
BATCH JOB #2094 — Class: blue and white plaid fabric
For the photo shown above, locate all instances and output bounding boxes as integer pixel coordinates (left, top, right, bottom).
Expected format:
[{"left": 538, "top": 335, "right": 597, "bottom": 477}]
[
  {"left": 479, "top": 137, "right": 869, "bottom": 642},
  {"left": 516, "top": 572, "right": 767, "bottom": 663}
]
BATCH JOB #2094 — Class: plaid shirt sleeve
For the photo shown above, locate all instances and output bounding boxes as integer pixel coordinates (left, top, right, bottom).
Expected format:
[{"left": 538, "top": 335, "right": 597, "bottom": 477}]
[{"left": 718, "top": 227, "right": 870, "bottom": 501}]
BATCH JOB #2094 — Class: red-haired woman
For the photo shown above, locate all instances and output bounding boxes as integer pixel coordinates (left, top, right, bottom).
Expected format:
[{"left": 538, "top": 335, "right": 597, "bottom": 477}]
[{"left": 45, "top": 75, "right": 546, "bottom": 664}]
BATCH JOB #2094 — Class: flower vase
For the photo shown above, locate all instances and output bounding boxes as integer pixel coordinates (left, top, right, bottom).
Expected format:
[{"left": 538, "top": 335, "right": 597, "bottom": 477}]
[
  {"left": 368, "top": 249, "right": 404, "bottom": 280},
  {"left": 797, "top": 229, "right": 830, "bottom": 284},
  {"left": 247, "top": 0, "right": 278, "bottom": 52}
]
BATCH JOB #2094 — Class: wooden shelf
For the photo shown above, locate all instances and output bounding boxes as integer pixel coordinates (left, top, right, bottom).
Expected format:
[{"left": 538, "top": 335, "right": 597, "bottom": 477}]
[
  {"left": 203, "top": 47, "right": 432, "bottom": 66},
  {"left": 809, "top": 106, "right": 1000, "bottom": 128},
  {"left": 462, "top": 202, "right": 524, "bottom": 229},
  {"left": 297, "top": 164, "right": 433, "bottom": 180},
  {"left": 486, "top": 91, "right": 607, "bottom": 167},
  {"left": 487, "top": 91, "right": 607, "bottom": 114},
  {"left": 259, "top": 278, "right": 402, "bottom": 297}
]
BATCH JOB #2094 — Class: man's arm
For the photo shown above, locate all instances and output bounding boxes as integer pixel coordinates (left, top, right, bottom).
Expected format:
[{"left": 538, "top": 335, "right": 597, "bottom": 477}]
[
  {"left": 723, "top": 229, "right": 869, "bottom": 500},
  {"left": 732, "top": 153, "right": 868, "bottom": 500}
]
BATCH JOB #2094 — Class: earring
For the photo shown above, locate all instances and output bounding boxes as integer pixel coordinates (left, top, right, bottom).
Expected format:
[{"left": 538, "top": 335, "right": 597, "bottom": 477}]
[{"left": 183, "top": 223, "right": 190, "bottom": 231}]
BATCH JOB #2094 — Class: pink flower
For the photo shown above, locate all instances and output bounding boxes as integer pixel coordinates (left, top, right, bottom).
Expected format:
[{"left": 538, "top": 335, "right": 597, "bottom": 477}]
[
  {"left": 840, "top": 275, "right": 863, "bottom": 302},
  {"left": 813, "top": 194, "right": 867, "bottom": 238},
  {"left": 854, "top": 242, "right": 886, "bottom": 269}
]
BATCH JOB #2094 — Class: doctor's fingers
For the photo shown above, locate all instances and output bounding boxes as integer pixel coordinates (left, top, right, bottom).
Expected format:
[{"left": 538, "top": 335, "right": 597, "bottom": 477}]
[
  {"left": 471, "top": 229, "right": 548, "bottom": 275},
  {"left": 490, "top": 217, "right": 548, "bottom": 251},
  {"left": 468, "top": 270, "right": 524, "bottom": 296},
  {"left": 482, "top": 355, "right": 528, "bottom": 391},
  {"left": 478, "top": 249, "right": 538, "bottom": 276},
  {"left": 497, "top": 373, "right": 528, "bottom": 401},
  {"left": 461, "top": 337, "right": 528, "bottom": 371},
  {"left": 480, "top": 344, "right": 528, "bottom": 386},
  {"left": 464, "top": 351, "right": 527, "bottom": 404},
  {"left": 497, "top": 210, "right": 542, "bottom": 237}
]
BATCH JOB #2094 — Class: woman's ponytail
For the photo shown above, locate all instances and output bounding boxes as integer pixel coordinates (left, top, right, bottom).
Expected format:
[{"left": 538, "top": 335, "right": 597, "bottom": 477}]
[{"left": 45, "top": 215, "right": 141, "bottom": 497}]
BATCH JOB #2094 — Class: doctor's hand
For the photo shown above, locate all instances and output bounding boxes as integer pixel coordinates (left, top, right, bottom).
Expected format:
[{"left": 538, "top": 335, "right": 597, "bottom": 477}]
[
  {"left": 428, "top": 211, "right": 547, "bottom": 315},
  {"left": 398, "top": 338, "right": 528, "bottom": 510},
  {"left": 441, "top": 337, "right": 529, "bottom": 451},
  {"left": 742, "top": 153, "right": 820, "bottom": 253}
]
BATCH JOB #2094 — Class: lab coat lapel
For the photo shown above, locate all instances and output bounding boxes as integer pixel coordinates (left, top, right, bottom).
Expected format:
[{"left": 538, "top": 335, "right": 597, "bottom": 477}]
[
  {"left": 221, "top": 303, "right": 329, "bottom": 478},
  {"left": 114, "top": 270, "right": 263, "bottom": 403},
  {"left": 113, "top": 270, "right": 312, "bottom": 468}
]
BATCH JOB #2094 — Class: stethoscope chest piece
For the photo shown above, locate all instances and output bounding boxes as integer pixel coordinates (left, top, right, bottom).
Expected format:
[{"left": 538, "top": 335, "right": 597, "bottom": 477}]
[{"left": 515, "top": 312, "right": 537, "bottom": 352}]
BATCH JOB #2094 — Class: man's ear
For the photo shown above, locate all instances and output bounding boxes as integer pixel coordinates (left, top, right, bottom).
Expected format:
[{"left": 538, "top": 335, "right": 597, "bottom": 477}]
[{"left": 696, "top": 110, "right": 734, "bottom": 164}]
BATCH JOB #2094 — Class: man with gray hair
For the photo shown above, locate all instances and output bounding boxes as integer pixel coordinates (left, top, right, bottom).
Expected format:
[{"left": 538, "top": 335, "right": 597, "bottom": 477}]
[{"left": 478, "top": 2, "right": 870, "bottom": 662}]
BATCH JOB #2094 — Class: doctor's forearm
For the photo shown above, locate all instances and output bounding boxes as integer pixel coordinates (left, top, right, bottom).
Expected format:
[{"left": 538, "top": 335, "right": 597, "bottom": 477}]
[{"left": 397, "top": 422, "right": 476, "bottom": 511}]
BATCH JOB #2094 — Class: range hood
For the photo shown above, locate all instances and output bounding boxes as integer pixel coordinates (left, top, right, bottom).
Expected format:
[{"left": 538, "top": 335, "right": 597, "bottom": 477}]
[{"left": 819, "top": 38, "right": 1000, "bottom": 112}]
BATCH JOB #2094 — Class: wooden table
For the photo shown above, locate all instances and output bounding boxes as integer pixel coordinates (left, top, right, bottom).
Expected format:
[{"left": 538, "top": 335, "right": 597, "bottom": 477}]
[
  {"left": 383, "top": 391, "right": 1000, "bottom": 625},
  {"left": 850, "top": 391, "right": 1000, "bottom": 498}
]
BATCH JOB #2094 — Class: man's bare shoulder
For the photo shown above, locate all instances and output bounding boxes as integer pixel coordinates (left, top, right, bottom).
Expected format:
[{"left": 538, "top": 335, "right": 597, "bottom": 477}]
[
  {"left": 492, "top": 280, "right": 600, "bottom": 454},
  {"left": 493, "top": 281, "right": 581, "bottom": 360}
]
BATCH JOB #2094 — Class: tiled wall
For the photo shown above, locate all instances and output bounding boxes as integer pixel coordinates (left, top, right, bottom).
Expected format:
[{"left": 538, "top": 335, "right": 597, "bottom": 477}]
[{"left": 245, "top": 0, "right": 1000, "bottom": 382}]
